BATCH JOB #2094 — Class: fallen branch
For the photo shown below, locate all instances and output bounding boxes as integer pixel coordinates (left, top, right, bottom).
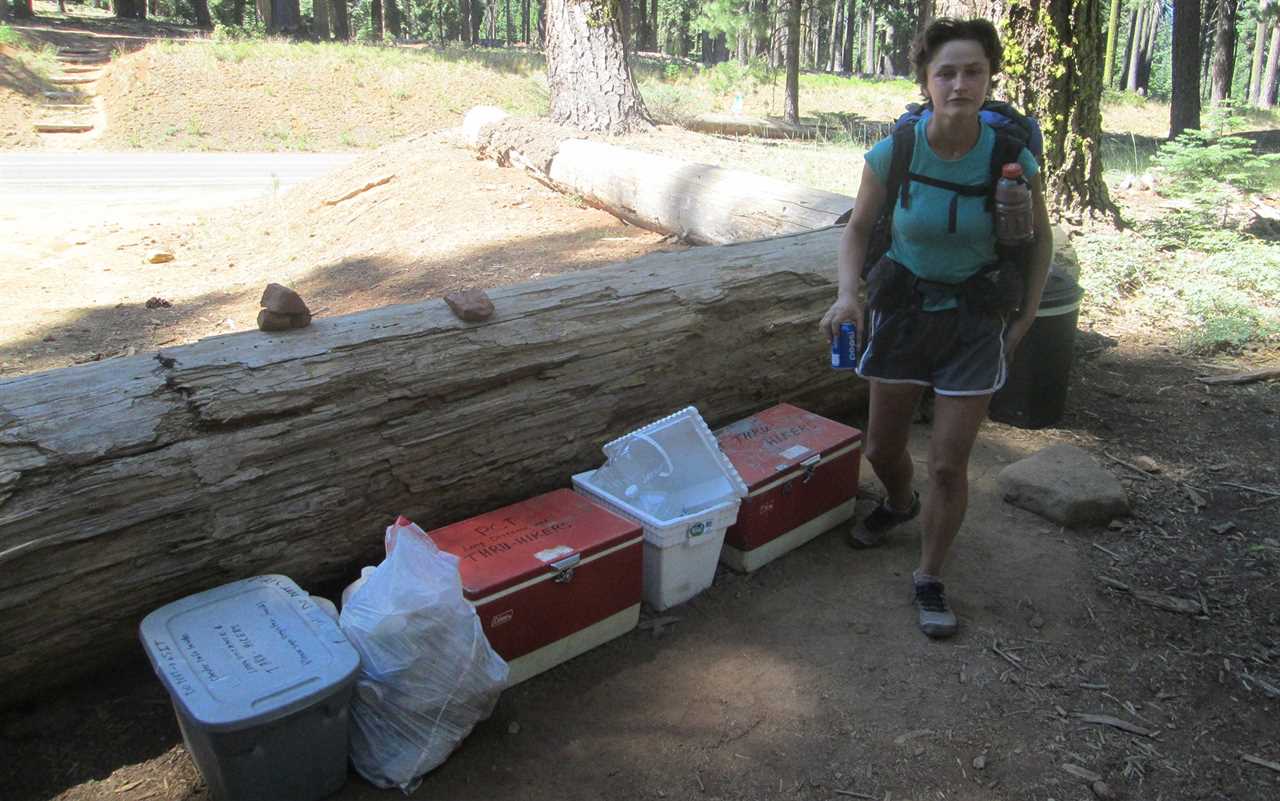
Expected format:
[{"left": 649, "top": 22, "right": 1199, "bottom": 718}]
[
  {"left": 1060, "top": 763, "right": 1103, "bottom": 783},
  {"left": 1242, "top": 754, "right": 1280, "bottom": 773},
  {"left": 1196, "top": 367, "right": 1280, "bottom": 386},
  {"left": 1072, "top": 713, "right": 1157, "bottom": 738},
  {"left": 1095, "top": 576, "right": 1202, "bottom": 615},
  {"left": 1103, "top": 452, "right": 1153, "bottom": 481},
  {"left": 1221, "top": 481, "right": 1280, "bottom": 498},
  {"left": 833, "top": 791, "right": 877, "bottom": 800},
  {"left": 991, "top": 640, "right": 1026, "bottom": 671},
  {"left": 321, "top": 174, "right": 395, "bottom": 206}
]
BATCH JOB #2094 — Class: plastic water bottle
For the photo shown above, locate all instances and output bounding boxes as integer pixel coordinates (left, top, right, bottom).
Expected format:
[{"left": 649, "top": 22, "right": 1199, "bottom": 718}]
[
  {"left": 995, "top": 163, "right": 1034, "bottom": 246},
  {"left": 831, "top": 322, "right": 857, "bottom": 370}
]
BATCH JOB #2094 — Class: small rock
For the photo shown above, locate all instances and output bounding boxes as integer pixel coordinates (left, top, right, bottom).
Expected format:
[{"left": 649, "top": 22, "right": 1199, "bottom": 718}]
[
  {"left": 1107, "top": 519, "right": 1125, "bottom": 531},
  {"left": 1133, "top": 455, "right": 1160, "bottom": 473},
  {"left": 1210, "top": 522, "right": 1236, "bottom": 535},
  {"left": 1029, "top": 615, "right": 1045, "bottom": 630},
  {"left": 998, "top": 444, "right": 1131, "bottom": 527},
  {"left": 261, "top": 307, "right": 298, "bottom": 330},
  {"left": 507, "top": 721, "right": 520, "bottom": 735},
  {"left": 260, "top": 283, "right": 310, "bottom": 315},
  {"left": 913, "top": 745, "right": 925, "bottom": 757},
  {"left": 145, "top": 296, "right": 172, "bottom": 309},
  {"left": 972, "top": 754, "right": 987, "bottom": 770},
  {"left": 145, "top": 249, "right": 175, "bottom": 264},
  {"left": 1091, "top": 780, "right": 1116, "bottom": 800},
  {"left": 42, "top": 335, "right": 56, "bottom": 342},
  {"left": 445, "top": 288, "right": 496, "bottom": 322}
]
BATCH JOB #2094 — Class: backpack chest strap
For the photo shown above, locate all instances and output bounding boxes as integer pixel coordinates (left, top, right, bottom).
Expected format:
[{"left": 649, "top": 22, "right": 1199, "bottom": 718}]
[{"left": 900, "top": 172, "right": 990, "bottom": 234}]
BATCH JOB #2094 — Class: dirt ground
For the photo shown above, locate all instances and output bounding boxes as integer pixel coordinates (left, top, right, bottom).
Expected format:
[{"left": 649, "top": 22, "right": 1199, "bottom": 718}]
[{"left": 3, "top": 12, "right": 1280, "bottom": 801}]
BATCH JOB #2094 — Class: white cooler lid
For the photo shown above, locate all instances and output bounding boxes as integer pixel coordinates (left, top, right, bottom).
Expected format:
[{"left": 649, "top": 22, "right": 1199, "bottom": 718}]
[{"left": 139, "top": 575, "right": 360, "bottom": 732}]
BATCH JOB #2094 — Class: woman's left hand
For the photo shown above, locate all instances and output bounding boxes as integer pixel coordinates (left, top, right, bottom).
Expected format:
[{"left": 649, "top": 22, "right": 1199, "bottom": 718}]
[{"left": 1005, "top": 315, "right": 1034, "bottom": 363}]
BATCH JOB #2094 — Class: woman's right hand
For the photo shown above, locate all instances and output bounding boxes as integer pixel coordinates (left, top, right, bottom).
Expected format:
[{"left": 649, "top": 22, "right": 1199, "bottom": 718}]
[{"left": 819, "top": 295, "right": 864, "bottom": 344}]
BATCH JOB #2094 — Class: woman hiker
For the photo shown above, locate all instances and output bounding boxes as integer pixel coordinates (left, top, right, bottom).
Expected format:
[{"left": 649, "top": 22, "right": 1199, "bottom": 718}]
[{"left": 820, "top": 17, "right": 1053, "bottom": 639}]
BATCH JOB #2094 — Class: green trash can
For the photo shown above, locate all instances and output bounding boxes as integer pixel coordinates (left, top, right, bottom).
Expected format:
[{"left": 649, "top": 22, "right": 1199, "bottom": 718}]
[{"left": 989, "top": 271, "right": 1084, "bottom": 429}]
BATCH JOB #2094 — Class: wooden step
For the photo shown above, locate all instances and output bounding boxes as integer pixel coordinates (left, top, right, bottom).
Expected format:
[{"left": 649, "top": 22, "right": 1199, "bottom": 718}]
[
  {"left": 59, "top": 65, "right": 103, "bottom": 74},
  {"left": 34, "top": 122, "right": 95, "bottom": 134},
  {"left": 43, "top": 90, "right": 86, "bottom": 101},
  {"left": 50, "top": 75, "right": 99, "bottom": 85},
  {"left": 57, "top": 48, "right": 106, "bottom": 56}
]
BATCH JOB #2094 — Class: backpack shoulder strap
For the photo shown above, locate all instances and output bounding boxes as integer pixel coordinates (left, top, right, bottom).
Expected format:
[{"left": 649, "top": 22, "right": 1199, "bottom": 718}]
[{"left": 886, "top": 122, "right": 916, "bottom": 212}]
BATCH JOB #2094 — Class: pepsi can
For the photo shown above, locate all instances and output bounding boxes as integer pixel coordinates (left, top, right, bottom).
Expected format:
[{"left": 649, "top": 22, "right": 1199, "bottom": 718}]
[{"left": 831, "top": 322, "right": 857, "bottom": 370}]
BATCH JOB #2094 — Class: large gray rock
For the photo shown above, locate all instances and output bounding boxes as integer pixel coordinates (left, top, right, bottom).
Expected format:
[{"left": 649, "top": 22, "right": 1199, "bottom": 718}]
[{"left": 998, "top": 444, "right": 1130, "bottom": 527}]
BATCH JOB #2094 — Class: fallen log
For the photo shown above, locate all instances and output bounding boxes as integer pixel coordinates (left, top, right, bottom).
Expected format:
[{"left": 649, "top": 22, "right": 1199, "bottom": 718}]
[
  {"left": 1195, "top": 366, "right": 1280, "bottom": 385},
  {"left": 684, "top": 112, "right": 893, "bottom": 144},
  {"left": 0, "top": 227, "right": 860, "bottom": 707},
  {"left": 467, "top": 108, "right": 855, "bottom": 244}
]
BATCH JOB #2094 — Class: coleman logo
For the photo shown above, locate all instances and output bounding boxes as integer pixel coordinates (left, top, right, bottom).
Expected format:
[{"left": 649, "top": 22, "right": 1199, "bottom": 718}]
[
  {"left": 491, "top": 610, "right": 514, "bottom": 627},
  {"left": 688, "top": 522, "right": 706, "bottom": 537}
]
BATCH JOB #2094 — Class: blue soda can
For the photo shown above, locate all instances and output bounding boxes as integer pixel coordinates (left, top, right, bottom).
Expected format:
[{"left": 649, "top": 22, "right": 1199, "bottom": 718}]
[{"left": 831, "top": 322, "right": 857, "bottom": 370}]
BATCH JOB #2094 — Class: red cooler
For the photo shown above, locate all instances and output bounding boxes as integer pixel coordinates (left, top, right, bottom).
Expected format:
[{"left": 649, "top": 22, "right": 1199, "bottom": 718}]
[
  {"left": 427, "top": 489, "right": 643, "bottom": 686},
  {"left": 715, "top": 404, "right": 863, "bottom": 572}
]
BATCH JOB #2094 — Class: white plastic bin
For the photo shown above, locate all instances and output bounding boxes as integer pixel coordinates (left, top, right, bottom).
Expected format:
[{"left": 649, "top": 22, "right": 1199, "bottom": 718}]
[{"left": 573, "top": 406, "right": 747, "bottom": 610}]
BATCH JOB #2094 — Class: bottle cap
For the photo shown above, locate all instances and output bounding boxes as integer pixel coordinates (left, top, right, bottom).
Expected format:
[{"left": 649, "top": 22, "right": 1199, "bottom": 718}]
[{"left": 1001, "top": 163, "right": 1024, "bottom": 179}]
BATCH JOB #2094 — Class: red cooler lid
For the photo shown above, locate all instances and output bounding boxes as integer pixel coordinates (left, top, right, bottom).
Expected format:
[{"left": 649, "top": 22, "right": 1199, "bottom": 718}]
[
  {"left": 715, "top": 404, "right": 863, "bottom": 490},
  {"left": 427, "top": 489, "right": 642, "bottom": 601}
]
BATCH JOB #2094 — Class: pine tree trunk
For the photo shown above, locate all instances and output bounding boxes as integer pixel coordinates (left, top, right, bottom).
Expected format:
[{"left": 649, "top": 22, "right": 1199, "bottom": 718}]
[
  {"left": 1121, "top": 6, "right": 1139, "bottom": 90},
  {"left": 386, "top": 0, "right": 402, "bottom": 38},
  {"left": 754, "top": 0, "right": 770, "bottom": 58},
  {"left": 332, "top": 0, "right": 350, "bottom": 39},
  {"left": 1210, "top": 0, "right": 1239, "bottom": 102},
  {"left": 1139, "top": 0, "right": 1161, "bottom": 93},
  {"left": 1103, "top": 0, "right": 1121, "bottom": 87},
  {"left": 1005, "top": 0, "right": 1118, "bottom": 223},
  {"left": 233, "top": 0, "right": 244, "bottom": 26},
  {"left": 784, "top": 0, "right": 800, "bottom": 123},
  {"left": 190, "top": 0, "right": 213, "bottom": 27},
  {"left": 808, "top": 0, "right": 819, "bottom": 70},
  {"left": 1250, "top": 3, "right": 1272, "bottom": 105},
  {"left": 678, "top": 1, "right": 691, "bottom": 57},
  {"left": 830, "top": 0, "right": 842, "bottom": 72},
  {"left": 371, "top": 0, "right": 384, "bottom": 38},
  {"left": 1262, "top": 23, "right": 1280, "bottom": 107},
  {"left": 313, "top": 0, "right": 330, "bottom": 39},
  {"left": 842, "top": 0, "right": 855, "bottom": 73},
  {"left": 537, "top": 0, "right": 545, "bottom": 46},
  {"left": 114, "top": 0, "right": 146, "bottom": 18},
  {"left": 546, "top": 0, "right": 652, "bottom": 133},
  {"left": 865, "top": 3, "right": 876, "bottom": 76},
  {"left": 1170, "top": 0, "right": 1203, "bottom": 137}
]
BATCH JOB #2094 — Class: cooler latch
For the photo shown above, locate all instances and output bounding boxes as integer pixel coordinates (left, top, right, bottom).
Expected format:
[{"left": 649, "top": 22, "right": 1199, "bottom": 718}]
[
  {"left": 551, "top": 553, "right": 581, "bottom": 583},
  {"left": 800, "top": 454, "right": 822, "bottom": 483}
]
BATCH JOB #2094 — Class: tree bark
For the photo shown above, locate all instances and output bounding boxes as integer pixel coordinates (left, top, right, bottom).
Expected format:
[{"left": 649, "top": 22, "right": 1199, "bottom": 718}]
[
  {"left": 114, "top": 0, "right": 146, "bottom": 19},
  {"left": 313, "top": 0, "right": 330, "bottom": 40},
  {"left": 1210, "top": 0, "right": 1239, "bottom": 102},
  {"left": 1261, "top": 22, "right": 1280, "bottom": 107},
  {"left": 1139, "top": 0, "right": 1162, "bottom": 93},
  {"left": 386, "top": 0, "right": 402, "bottom": 38},
  {"left": 1249, "top": 2, "right": 1271, "bottom": 105},
  {"left": 545, "top": 0, "right": 652, "bottom": 133},
  {"left": 191, "top": 0, "right": 213, "bottom": 29},
  {"left": 1122, "top": 5, "right": 1142, "bottom": 91},
  {"left": 1005, "top": 0, "right": 1118, "bottom": 224},
  {"left": 842, "top": 0, "right": 855, "bottom": 73},
  {"left": 332, "top": 0, "right": 350, "bottom": 40},
  {"left": 0, "top": 222, "right": 855, "bottom": 711},
  {"left": 784, "top": 0, "right": 800, "bottom": 123},
  {"left": 1170, "top": 0, "right": 1203, "bottom": 137},
  {"left": 864, "top": 2, "right": 876, "bottom": 76},
  {"left": 1103, "top": 0, "right": 1121, "bottom": 87}
]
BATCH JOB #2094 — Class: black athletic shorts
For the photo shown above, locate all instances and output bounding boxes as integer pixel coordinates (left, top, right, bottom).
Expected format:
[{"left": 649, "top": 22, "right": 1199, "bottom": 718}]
[{"left": 855, "top": 302, "right": 1008, "bottom": 396}]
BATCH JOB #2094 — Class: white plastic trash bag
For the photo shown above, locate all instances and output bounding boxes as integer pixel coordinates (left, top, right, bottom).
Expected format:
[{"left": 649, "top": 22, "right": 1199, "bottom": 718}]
[{"left": 339, "top": 516, "right": 509, "bottom": 793}]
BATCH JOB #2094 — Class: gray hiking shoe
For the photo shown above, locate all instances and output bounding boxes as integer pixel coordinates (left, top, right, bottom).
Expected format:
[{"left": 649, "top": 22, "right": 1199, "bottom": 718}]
[
  {"left": 849, "top": 491, "right": 921, "bottom": 549},
  {"left": 913, "top": 579, "right": 958, "bottom": 639}
]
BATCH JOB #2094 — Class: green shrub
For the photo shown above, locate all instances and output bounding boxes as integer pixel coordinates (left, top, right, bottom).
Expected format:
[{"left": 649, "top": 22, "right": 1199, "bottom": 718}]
[
  {"left": 0, "top": 24, "right": 20, "bottom": 47},
  {"left": 1181, "top": 289, "right": 1280, "bottom": 353},
  {"left": 1073, "top": 231, "right": 1163, "bottom": 308},
  {"left": 640, "top": 81, "right": 701, "bottom": 126}
]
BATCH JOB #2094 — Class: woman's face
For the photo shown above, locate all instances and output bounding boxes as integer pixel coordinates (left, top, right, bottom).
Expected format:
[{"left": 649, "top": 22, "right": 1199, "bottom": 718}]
[{"left": 924, "top": 39, "right": 991, "bottom": 117}]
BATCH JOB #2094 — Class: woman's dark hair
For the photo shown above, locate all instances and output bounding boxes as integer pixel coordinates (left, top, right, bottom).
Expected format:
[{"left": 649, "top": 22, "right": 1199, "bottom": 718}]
[{"left": 910, "top": 17, "right": 1003, "bottom": 88}]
